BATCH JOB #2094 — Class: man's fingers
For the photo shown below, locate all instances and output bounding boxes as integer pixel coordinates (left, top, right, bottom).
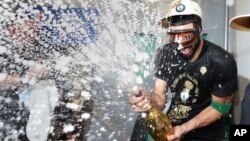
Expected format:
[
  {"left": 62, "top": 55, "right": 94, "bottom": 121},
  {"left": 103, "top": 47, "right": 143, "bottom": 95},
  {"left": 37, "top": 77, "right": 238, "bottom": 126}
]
[
  {"left": 130, "top": 96, "right": 151, "bottom": 112},
  {"left": 142, "top": 102, "right": 151, "bottom": 110},
  {"left": 129, "top": 93, "right": 145, "bottom": 104}
]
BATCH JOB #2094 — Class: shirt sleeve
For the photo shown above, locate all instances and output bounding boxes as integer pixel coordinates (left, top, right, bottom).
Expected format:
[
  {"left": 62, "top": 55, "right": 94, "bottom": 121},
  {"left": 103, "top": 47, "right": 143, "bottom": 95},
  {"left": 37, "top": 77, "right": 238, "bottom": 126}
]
[{"left": 211, "top": 53, "right": 238, "bottom": 97}]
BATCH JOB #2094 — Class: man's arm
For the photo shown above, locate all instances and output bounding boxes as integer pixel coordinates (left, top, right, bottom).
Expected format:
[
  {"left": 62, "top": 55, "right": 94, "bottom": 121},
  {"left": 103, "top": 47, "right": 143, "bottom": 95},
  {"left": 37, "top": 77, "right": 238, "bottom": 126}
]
[
  {"left": 167, "top": 94, "right": 233, "bottom": 141},
  {"left": 129, "top": 77, "right": 168, "bottom": 112},
  {"left": 0, "top": 60, "right": 50, "bottom": 90},
  {"left": 0, "top": 73, "right": 21, "bottom": 90},
  {"left": 151, "top": 77, "right": 168, "bottom": 110}
]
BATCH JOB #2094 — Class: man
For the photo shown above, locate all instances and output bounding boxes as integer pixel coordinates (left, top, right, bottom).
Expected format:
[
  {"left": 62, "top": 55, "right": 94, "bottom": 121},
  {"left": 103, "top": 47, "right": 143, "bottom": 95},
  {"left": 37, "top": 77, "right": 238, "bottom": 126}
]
[
  {"left": 129, "top": 0, "right": 238, "bottom": 141},
  {"left": 0, "top": 15, "right": 51, "bottom": 140},
  {"left": 0, "top": 42, "right": 50, "bottom": 140}
]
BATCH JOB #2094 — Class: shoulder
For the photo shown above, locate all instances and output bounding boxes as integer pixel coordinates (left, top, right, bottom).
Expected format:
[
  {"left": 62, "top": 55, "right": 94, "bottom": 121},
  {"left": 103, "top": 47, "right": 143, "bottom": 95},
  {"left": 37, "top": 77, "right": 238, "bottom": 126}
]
[
  {"left": 155, "top": 43, "right": 172, "bottom": 53},
  {"left": 154, "top": 44, "right": 175, "bottom": 63},
  {"left": 205, "top": 40, "right": 236, "bottom": 68},
  {"left": 155, "top": 43, "right": 175, "bottom": 58}
]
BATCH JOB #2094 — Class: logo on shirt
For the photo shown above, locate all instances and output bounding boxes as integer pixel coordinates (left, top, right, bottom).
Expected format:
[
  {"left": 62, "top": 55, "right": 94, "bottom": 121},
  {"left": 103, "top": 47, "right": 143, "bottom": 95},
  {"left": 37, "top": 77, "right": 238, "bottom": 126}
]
[
  {"left": 180, "top": 80, "right": 193, "bottom": 103},
  {"left": 170, "top": 73, "right": 199, "bottom": 120},
  {"left": 200, "top": 66, "right": 207, "bottom": 75}
]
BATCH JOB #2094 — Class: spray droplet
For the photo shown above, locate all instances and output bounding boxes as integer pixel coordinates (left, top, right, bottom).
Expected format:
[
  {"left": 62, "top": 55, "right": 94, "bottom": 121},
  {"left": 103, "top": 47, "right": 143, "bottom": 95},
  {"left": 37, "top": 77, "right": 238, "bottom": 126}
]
[
  {"left": 141, "top": 112, "right": 147, "bottom": 118},
  {"left": 136, "top": 76, "right": 143, "bottom": 84}
]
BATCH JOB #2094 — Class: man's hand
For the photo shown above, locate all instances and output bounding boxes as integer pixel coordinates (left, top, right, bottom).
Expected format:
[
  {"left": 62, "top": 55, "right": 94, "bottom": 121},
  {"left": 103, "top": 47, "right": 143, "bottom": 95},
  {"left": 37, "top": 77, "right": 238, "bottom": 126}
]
[
  {"left": 166, "top": 125, "right": 185, "bottom": 141},
  {"left": 129, "top": 88, "right": 151, "bottom": 112}
]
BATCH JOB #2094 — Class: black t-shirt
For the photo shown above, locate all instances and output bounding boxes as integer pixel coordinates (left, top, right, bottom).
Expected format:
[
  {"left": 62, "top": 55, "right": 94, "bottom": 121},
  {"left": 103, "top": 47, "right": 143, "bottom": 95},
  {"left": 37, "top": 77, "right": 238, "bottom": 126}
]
[{"left": 154, "top": 40, "right": 238, "bottom": 140}]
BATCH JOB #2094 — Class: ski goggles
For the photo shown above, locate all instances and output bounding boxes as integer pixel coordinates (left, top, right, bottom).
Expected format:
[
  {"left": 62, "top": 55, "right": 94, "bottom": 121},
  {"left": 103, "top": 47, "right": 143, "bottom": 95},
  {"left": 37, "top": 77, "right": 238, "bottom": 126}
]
[{"left": 167, "top": 28, "right": 199, "bottom": 47}]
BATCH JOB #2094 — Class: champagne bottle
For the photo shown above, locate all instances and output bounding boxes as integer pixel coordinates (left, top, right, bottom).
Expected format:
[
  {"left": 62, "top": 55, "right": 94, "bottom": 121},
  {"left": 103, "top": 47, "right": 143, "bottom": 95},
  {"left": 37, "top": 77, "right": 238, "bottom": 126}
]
[{"left": 136, "top": 91, "right": 174, "bottom": 141}]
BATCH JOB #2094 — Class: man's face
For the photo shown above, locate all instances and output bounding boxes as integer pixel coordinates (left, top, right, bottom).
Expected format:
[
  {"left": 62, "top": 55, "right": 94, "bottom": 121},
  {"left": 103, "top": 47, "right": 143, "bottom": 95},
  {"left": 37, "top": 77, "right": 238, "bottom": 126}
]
[{"left": 167, "top": 23, "right": 200, "bottom": 58}]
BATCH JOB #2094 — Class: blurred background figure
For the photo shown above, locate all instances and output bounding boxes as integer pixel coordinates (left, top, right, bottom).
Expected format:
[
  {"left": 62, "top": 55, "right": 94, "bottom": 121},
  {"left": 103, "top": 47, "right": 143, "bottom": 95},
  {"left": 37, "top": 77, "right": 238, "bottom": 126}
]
[
  {"left": 230, "top": 14, "right": 250, "bottom": 31},
  {"left": 1, "top": 1, "right": 95, "bottom": 140},
  {"left": 230, "top": 14, "right": 250, "bottom": 125}
]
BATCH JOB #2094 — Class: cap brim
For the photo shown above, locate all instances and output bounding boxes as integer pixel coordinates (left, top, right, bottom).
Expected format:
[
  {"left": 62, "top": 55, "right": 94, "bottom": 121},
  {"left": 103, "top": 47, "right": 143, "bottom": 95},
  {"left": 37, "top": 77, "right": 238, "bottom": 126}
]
[{"left": 230, "top": 14, "right": 250, "bottom": 31}]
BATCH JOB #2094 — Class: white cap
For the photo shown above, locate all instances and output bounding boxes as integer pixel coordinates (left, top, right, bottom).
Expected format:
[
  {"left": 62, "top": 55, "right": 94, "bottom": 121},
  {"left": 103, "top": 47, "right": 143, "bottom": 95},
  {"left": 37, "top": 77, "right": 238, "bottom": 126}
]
[
  {"left": 230, "top": 14, "right": 250, "bottom": 31},
  {"left": 159, "top": 0, "right": 202, "bottom": 28}
]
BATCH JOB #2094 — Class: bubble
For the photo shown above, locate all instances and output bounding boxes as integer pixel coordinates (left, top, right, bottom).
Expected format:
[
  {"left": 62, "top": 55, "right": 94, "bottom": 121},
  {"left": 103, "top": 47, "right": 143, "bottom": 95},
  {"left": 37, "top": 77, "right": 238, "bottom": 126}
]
[
  {"left": 0, "top": 46, "right": 7, "bottom": 54},
  {"left": 100, "top": 127, "right": 107, "bottom": 132},
  {"left": 132, "top": 85, "right": 139, "bottom": 93},
  {"left": 0, "top": 73, "right": 7, "bottom": 81},
  {"left": 81, "top": 90, "right": 92, "bottom": 100},
  {"left": 63, "top": 124, "right": 75, "bottom": 133},
  {"left": 66, "top": 102, "right": 79, "bottom": 110},
  {"left": 81, "top": 113, "right": 91, "bottom": 120},
  {"left": 94, "top": 76, "right": 104, "bottom": 83},
  {"left": 136, "top": 76, "right": 143, "bottom": 84},
  {"left": 132, "top": 64, "right": 140, "bottom": 73},
  {"left": 141, "top": 112, "right": 147, "bottom": 118}
]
